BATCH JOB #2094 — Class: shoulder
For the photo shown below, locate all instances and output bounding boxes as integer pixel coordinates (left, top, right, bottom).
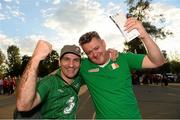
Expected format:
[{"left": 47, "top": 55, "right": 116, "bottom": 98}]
[
  {"left": 118, "top": 52, "right": 144, "bottom": 58},
  {"left": 81, "top": 57, "right": 88, "bottom": 62},
  {"left": 119, "top": 52, "right": 134, "bottom": 56},
  {"left": 116, "top": 52, "right": 130, "bottom": 60},
  {"left": 74, "top": 75, "right": 83, "bottom": 82},
  {"left": 37, "top": 74, "right": 57, "bottom": 85},
  {"left": 81, "top": 57, "right": 91, "bottom": 66},
  {"left": 116, "top": 52, "right": 144, "bottom": 62}
]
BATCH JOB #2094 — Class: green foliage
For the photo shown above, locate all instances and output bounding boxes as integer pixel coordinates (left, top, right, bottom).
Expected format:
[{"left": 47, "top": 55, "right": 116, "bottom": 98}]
[
  {"left": 7, "top": 45, "right": 22, "bottom": 76},
  {"left": 17, "top": 50, "right": 59, "bottom": 77},
  {"left": 0, "top": 64, "right": 8, "bottom": 78},
  {"left": 124, "top": 0, "right": 173, "bottom": 53},
  {"left": 124, "top": 0, "right": 179, "bottom": 75},
  {"left": 38, "top": 50, "right": 59, "bottom": 77},
  {"left": 124, "top": 38, "right": 147, "bottom": 54},
  {"left": 170, "top": 60, "right": 180, "bottom": 74},
  {"left": 0, "top": 49, "right": 7, "bottom": 78},
  {"left": 20, "top": 55, "right": 31, "bottom": 75},
  {"left": 0, "top": 49, "right": 5, "bottom": 65}
]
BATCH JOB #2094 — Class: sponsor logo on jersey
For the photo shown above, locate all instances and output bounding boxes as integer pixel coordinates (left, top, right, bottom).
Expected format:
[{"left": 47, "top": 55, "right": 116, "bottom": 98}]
[
  {"left": 88, "top": 68, "right": 99, "bottom": 72},
  {"left": 64, "top": 96, "right": 75, "bottom": 114},
  {"left": 74, "top": 83, "right": 79, "bottom": 89},
  {"left": 111, "top": 63, "right": 119, "bottom": 70},
  {"left": 57, "top": 89, "right": 64, "bottom": 93}
]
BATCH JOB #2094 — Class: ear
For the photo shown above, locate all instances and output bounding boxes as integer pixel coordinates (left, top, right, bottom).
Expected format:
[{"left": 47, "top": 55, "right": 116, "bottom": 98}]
[{"left": 58, "top": 60, "right": 61, "bottom": 66}]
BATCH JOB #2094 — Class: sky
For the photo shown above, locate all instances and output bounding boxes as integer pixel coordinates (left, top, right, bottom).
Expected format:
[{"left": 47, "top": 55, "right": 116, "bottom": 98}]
[{"left": 0, "top": 0, "right": 180, "bottom": 60}]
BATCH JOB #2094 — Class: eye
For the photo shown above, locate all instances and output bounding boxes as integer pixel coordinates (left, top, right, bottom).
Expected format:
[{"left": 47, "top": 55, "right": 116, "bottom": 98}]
[
  {"left": 86, "top": 51, "right": 92, "bottom": 56},
  {"left": 74, "top": 58, "right": 81, "bottom": 63},
  {"left": 94, "top": 46, "right": 99, "bottom": 51},
  {"left": 61, "top": 57, "right": 70, "bottom": 61}
]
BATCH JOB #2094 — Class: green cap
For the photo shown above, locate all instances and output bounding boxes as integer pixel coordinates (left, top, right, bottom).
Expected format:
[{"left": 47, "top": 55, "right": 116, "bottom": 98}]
[{"left": 60, "top": 45, "right": 81, "bottom": 59}]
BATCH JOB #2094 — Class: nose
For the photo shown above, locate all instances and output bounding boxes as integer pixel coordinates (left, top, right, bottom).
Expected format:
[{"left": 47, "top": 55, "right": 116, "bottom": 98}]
[
  {"left": 68, "top": 60, "right": 74, "bottom": 67},
  {"left": 92, "top": 51, "right": 98, "bottom": 58}
]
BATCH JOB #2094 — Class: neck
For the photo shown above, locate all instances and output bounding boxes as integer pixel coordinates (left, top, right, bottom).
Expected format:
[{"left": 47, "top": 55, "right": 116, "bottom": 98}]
[
  {"left": 61, "top": 71, "right": 73, "bottom": 84},
  {"left": 64, "top": 78, "right": 73, "bottom": 84},
  {"left": 99, "top": 58, "right": 110, "bottom": 67},
  {"left": 99, "top": 52, "right": 110, "bottom": 67}
]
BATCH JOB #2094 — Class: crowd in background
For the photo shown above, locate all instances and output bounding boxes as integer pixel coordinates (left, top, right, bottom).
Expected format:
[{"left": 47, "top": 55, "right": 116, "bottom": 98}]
[
  {"left": 0, "top": 76, "right": 16, "bottom": 95},
  {"left": 132, "top": 72, "right": 170, "bottom": 86}
]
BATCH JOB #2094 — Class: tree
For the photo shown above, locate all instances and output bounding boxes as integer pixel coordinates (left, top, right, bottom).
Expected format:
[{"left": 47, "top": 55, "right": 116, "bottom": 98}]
[
  {"left": 0, "top": 49, "right": 5, "bottom": 65},
  {"left": 20, "top": 55, "right": 31, "bottom": 75},
  {"left": 169, "top": 60, "right": 180, "bottom": 74},
  {"left": 18, "top": 50, "right": 59, "bottom": 77},
  {"left": 46, "top": 50, "right": 59, "bottom": 73},
  {"left": 38, "top": 50, "right": 59, "bottom": 77},
  {"left": 7, "top": 45, "right": 22, "bottom": 76},
  {"left": 124, "top": 0, "right": 173, "bottom": 53},
  {"left": 0, "top": 64, "right": 8, "bottom": 78},
  {"left": 0, "top": 49, "right": 7, "bottom": 78}
]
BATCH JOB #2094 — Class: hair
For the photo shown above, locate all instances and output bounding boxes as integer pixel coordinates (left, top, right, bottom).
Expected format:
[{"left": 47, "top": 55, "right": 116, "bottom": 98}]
[{"left": 79, "top": 31, "right": 101, "bottom": 46}]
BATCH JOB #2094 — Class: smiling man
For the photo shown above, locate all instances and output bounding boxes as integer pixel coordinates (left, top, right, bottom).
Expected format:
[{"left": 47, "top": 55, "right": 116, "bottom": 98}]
[
  {"left": 16, "top": 40, "right": 83, "bottom": 119},
  {"left": 78, "top": 17, "right": 165, "bottom": 119}
]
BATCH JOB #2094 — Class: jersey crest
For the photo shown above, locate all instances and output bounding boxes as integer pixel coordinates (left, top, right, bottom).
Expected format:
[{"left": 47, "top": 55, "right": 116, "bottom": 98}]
[{"left": 64, "top": 96, "right": 75, "bottom": 114}]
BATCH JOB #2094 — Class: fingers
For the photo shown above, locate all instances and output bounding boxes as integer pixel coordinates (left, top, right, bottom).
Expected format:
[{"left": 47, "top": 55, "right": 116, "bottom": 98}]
[
  {"left": 124, "top": 17, "right": 149, "bottom": 40},
  {"left": 38, "top": 40, "right": 52, "bottom": 50},
  {"left": 38, "top": 40, "right": 52, "bottom": 49},
  {"left": 126, "top": 13, "right": 133, "bottom": 18},
  {"left": 107, "top": 48, "right": 118, "bottom": 62},
  {"left": 124, "top": 18, "right": 140, "bottom": 32},
  {"left": 32, "top": 40, "right": 52, "bottom": 60},
  {"left": 36, "top": 40, "right": 52, "bottom": 54}
]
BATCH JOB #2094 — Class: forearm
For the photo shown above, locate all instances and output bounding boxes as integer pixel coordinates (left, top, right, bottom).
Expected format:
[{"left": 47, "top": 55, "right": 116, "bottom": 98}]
[
  {"left": 16, "top": 57, "right": 40, "bottom": 111},
  {"left": 141, "top": 33, "right": 165, "bottom": 66},
  {"left": 125, "top": 18, "right": 165, "bottom": 67}
]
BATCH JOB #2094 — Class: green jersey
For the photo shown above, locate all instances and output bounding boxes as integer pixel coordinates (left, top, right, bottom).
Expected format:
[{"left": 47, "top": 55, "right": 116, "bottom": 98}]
[
  {"left": 80, "top": 52, "right": 144, "bottom": 119},
  {"left": 37, "top": 68, "right": 82, "bottom": 119}
]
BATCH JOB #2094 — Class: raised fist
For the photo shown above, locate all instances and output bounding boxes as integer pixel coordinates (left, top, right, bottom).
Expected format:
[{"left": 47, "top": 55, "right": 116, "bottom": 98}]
[{"left": 32, "top": 40, "right": 52, "bottom": 61}]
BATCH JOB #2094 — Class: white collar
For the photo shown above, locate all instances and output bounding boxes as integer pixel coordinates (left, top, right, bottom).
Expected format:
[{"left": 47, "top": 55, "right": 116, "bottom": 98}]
[{"left": 98, "top": 58, "right": 110, "bottom": 68}]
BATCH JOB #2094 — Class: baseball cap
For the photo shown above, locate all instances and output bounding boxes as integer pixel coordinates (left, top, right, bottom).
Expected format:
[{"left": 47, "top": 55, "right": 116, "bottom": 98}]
[{"left": 60, "top": 45, "right": 81, "bottom": 59}]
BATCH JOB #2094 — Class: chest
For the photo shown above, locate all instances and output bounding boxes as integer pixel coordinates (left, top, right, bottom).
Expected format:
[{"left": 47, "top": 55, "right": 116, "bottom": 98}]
[{"left": 82, "top": 61, "right": 132, "bottom": 90}]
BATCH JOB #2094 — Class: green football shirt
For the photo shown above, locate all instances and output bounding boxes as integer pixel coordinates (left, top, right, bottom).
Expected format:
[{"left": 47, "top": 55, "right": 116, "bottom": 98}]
[
  {"left": 37, "top": 68, "right": 82, "bottom": 119},
  {"left": 80, "top": 52, "right": 144, "bottom": 119}
]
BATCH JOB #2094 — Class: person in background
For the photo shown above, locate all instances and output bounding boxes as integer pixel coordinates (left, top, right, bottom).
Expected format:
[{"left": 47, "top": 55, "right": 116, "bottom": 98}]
[
  {"left": 78, "top": 17, "right": 165, "bottom": 119},
  {"left": 3, "top": 77, "right": 9, "bottom": 95},
  {"left": 0, "top": 78, "right": 3, "bottom": 95},
  {"left": 16, "top": 40, "right": 83, "bottom": 119}
]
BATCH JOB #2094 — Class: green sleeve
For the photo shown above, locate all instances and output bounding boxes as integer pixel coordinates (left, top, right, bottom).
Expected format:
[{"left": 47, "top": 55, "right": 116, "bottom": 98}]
[
  {"left": 125, "top": 52, "right": 145, "bottom": 70},
  {"left": 37, "top": 76, "right": 51, "bottom": 102}
]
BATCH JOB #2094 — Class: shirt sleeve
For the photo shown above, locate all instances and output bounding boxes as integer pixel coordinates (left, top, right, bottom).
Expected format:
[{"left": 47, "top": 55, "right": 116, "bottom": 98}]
[
  {"left": 37, "top": 76, "right": 51, "bottom": 102},
  {"left": 125, "top": 52, "right": 145, "bottom": 70}
]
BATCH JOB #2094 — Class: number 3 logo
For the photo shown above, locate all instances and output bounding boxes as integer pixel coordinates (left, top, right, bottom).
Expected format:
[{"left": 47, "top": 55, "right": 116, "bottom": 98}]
[{"left": 64, "top": 96, "right": 75, "bottom": 114}]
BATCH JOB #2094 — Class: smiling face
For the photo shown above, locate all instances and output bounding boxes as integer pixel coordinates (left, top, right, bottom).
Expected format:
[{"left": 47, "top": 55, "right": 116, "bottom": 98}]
[
  {"left": 81, "top": 37, "right": 109, "bottom": 65},
  {"left": 59, "top": 53, "right": 81, "bottom": 80}
]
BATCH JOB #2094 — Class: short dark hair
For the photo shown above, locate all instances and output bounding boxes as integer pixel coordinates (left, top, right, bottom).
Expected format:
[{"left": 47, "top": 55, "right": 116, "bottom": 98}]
[{"left": 79, "top": 31, "right": 101, "bottom": 46}]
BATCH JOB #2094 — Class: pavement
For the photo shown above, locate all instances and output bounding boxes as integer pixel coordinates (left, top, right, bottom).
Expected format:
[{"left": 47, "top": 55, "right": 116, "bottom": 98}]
[
  {"left": 0, "top": 83, "right": 180, "bottom": 119},
  {"left": 0, "top": 94, "right": 16, "bottom": 119},
  {"left": 134, "top": 84, "right": 180, "bottom": 119}
]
